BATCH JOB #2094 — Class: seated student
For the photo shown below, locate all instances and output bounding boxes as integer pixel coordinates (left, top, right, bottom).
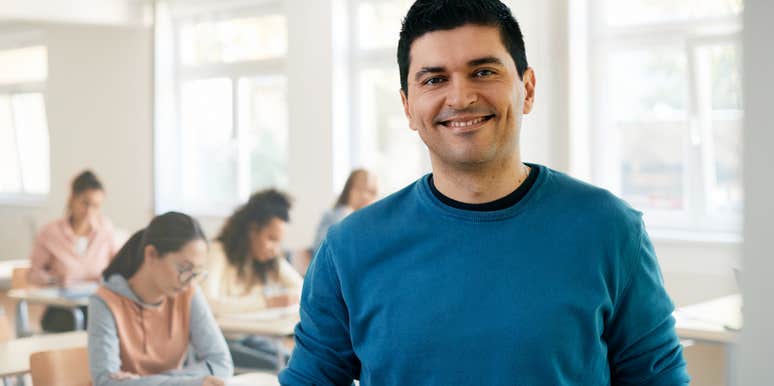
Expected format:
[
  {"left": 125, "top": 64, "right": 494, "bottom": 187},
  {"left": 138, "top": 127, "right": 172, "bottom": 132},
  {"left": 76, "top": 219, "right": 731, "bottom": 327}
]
[
  {"left": 88, "top": 212, "right": 232, "bottom": 386},
  {"left": 28, "top": 170, "right": 120, "bottom": 332},
  {"left": 202, "top": 189, "right": 302, "bottom": 371},
  {"left": 311, "top": 168, "right": 379, "bottom": 254}
]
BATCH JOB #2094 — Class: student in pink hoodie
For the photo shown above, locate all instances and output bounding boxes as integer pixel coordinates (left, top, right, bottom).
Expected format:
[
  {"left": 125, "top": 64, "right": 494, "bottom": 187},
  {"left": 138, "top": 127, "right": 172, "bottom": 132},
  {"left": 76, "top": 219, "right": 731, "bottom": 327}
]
[{"left": 27, "top": 170, "right": 120, "bottom": 331}]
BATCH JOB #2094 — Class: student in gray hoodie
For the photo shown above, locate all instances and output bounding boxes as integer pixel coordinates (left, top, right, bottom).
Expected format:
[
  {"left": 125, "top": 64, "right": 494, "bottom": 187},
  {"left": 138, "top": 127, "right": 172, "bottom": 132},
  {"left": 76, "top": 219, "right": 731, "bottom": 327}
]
[{"left": 87, "top": 212, "right": 233, "bottom": 386}]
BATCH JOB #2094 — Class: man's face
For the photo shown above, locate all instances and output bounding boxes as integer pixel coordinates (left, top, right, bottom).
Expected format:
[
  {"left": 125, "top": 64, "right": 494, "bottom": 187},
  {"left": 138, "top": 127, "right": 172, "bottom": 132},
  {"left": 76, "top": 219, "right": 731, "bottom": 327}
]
[{"left": 401, "top": 24, "right": 535, "bottom": 171}]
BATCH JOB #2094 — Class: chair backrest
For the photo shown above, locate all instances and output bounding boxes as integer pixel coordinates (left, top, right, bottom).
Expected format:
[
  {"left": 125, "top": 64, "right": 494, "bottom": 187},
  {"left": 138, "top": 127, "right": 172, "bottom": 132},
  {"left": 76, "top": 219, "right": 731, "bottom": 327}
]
[
  {"left": 11, "top": 266, "right": 30, "bottom": 289},
  {"left": 30, "top": 346, "right": 92, "bottom": 386},
  {"left": 0, "top": 311, "right": 12, "bottom": 342}
]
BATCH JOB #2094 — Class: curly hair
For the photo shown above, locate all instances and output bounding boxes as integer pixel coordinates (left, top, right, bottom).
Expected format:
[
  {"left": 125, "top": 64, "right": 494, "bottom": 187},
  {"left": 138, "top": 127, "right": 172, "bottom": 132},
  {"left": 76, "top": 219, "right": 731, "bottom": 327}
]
[{"left": 215, "top": 189, "right": 292, "bottom": 285}]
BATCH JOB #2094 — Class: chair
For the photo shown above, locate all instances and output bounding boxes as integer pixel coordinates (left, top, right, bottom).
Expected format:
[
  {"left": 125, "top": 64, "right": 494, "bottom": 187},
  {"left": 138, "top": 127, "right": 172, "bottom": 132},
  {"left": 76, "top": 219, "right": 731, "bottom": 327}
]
[
  {"left": 0, "top": 311, "right": 11, "bottom": 342},
  {"left": 11, "top": 267, "right": 33, "bottom": 337},
  {"left": 29, "top": 346, "right": 92, "bottom": 386},
  {"left": 11, "top": 267, "right": 30, "bottom": 289}
]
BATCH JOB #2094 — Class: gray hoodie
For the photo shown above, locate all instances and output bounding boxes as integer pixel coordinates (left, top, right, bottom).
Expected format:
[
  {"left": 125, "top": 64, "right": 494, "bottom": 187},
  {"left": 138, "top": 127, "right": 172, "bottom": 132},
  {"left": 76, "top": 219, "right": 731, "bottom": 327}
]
[{"left": 88, "top": 274, "right": 233, "bottom": 386}]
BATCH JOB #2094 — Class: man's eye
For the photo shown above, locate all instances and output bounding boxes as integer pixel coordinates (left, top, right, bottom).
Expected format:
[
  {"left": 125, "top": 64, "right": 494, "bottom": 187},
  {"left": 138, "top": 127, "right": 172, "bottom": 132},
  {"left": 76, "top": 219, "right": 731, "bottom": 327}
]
[
  {"left": 474, "top": 69, "right": 495, "bottom": 77},
  {"left": 423, "top": 77, "right": 445, "bottom": 86}
]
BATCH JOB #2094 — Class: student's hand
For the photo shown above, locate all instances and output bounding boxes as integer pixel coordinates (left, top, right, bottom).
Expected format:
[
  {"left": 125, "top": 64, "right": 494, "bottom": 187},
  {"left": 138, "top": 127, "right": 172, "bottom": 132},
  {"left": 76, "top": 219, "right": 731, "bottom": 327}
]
[
  {"left": 265, "top": 293, "right": 293, "bottom": 308},
  {"left": 201, "top": 376, "right": 226, "bottom": 386},
  {"left": 50, "top": 259, "right": 79, "bottom": 285},
  {"left": 110, "top": 371, "right": 139, "bottom": 380}
]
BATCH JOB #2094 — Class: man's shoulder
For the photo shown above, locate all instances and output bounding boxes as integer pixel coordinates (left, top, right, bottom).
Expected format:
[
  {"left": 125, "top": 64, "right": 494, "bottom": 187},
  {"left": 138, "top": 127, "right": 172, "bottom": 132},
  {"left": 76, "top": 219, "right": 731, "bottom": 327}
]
[
  {"left": 326, "top": 178, "right": 421, "bottom": 241},
  {"left": 543, "top": 166, "right": 641, "bottom": 223}
]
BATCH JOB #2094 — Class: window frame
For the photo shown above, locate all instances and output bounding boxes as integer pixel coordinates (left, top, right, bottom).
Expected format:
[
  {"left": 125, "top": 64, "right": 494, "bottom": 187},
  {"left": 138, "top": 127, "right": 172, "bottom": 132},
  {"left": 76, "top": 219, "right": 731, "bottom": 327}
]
[
  {"left": 586, "top": 0, "right": 743, "bottom": 236},
  {"left": 0, "top": 41, "right": 49, "bottom": 206},
  {"left": 157, "top": 1, "right": 288, "bottom": 216}
]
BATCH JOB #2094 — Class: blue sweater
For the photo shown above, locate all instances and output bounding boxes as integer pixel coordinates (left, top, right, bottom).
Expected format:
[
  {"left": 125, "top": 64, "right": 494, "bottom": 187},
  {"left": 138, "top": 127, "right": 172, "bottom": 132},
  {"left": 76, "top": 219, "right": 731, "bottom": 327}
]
[{"left": 280, "top": 164, "right": 689, "bottom": 385}]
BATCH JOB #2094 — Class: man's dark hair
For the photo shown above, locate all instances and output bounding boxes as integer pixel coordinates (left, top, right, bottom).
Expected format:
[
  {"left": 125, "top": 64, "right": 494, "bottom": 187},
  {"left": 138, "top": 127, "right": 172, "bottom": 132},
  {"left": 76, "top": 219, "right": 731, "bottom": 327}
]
[{"left": 397, "top": 0, "right": 528, "bottom": 94}]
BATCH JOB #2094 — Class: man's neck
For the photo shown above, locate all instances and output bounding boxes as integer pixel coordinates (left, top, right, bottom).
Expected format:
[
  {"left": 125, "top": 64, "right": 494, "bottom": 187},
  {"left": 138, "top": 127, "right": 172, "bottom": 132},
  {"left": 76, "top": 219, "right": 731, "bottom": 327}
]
[{"left": 431, "top": 156, "right": 529, "bottom": 204}]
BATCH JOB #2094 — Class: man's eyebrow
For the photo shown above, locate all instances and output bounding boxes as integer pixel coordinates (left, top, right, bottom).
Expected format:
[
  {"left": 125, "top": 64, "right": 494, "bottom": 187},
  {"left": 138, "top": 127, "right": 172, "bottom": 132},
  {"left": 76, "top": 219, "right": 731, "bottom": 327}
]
[
  {"left": 468, "top": 56, "right": 504, "bottom": 67},
  {"left": 414, "top": 66, "right": 446, "bottom": 82}
]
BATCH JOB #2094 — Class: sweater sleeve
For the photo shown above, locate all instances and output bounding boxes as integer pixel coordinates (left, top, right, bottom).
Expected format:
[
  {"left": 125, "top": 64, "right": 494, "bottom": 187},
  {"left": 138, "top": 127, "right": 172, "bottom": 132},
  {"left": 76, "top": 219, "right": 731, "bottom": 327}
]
[
  {"left": 278, "top": 241, "right": 360, "bottom": 386},
  {"left": 165, "top": 286, "right": 233, "bottom": 378},
  {"left": 606, "top": 224, "right": 690, "bottom": 385},
  {"left": 87, "top": 295, "right": 205, "bottom": 386},
  {"left": 27, "top": 228, "right": 55, "bottom": 286}
]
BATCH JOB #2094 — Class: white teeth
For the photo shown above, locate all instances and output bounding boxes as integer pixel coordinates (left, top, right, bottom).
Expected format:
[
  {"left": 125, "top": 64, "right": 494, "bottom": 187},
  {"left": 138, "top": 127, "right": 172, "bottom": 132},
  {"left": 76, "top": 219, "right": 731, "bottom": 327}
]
[{"left": 447, "top": 117, "right": 486, "bottom": 128}]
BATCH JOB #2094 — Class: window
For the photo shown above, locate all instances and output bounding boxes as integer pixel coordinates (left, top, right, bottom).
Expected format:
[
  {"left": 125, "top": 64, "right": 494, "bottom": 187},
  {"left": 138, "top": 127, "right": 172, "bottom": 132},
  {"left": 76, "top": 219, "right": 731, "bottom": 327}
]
[
  {"left": 583, "top": 0, "right": 743, "bottom": 234},
  {"left": 346, "top": 0, "right": 430, "bottom": 195},
  {"left": 155, "top": 2, "right": 288, "bottom": 215},
  {"left": 0, "top": 45, "right": 49, "bottom": 202}
]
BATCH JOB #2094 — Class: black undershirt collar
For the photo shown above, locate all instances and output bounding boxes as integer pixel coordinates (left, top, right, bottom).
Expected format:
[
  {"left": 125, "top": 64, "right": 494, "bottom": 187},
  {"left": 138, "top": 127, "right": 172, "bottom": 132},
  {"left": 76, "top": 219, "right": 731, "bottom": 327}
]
[{"left": 427, "top": 164, "right": 539, "bottom": 212}]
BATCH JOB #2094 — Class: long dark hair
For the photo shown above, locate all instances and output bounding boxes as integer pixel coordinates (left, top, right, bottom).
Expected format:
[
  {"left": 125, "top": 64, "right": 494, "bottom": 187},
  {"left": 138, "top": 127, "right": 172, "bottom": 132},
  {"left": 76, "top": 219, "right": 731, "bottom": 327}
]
[
  {"left": 335, "top": 169, "right": 369, "bottom": 208},
  {"left": 216, "top": 189, "right": 291, "bottom": 285},
  {"left": 102, "top": 212, "right": 206, "bottom": 280}
]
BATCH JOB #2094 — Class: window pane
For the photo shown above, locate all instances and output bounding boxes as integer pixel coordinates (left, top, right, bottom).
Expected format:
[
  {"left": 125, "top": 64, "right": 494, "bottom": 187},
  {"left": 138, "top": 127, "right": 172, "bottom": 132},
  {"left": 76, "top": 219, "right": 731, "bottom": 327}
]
[
  {"left": 0, "top": 46, "right": 47, "bottom": 85},
  {"left": 180, "top": 15, "right": 287, "bottom": 65},
  {"left": 620, "top": 122, "right": 685, "bottom": 210},
  {"left": 608, "top": 49, "right": 688, "bottom": 122},
  {"left": 694, "top": 42, "right": 743, "bottom": 214},
  {"left": 708, "top": 44, "right": 742, "bottom": 111},
  {"left": 180, "top": 78, "right": 236, "bottom": 207},
  {"left": 357, "top": 0, "right": 412, "bottom": 50},
  {"left": 359, "top": 68, "right": 428, "bottom": 194},
  {"left": 605, "top": 0, "right": 743, "bottom": 26},
  {"left": 238, "top": 76, "right": 288, "bottom": 192},
  {"left": 709, "top": 116, "right": 742, "bottom": 212},
  {"left": 12, "top": 93, "right": 49, "bottom": 194},
  {"left": 0, "top": 95, "right": 22, "bottom": 193},
  {"left": 608, "top": 49, "right": 688, "bottom": 211}
]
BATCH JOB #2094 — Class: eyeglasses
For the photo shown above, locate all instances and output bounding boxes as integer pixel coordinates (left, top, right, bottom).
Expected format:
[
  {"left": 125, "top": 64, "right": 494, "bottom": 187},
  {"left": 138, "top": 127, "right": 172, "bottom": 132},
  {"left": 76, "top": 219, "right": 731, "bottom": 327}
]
[{"left": 175, "top": 263, "right": 207, "bottom": 286}]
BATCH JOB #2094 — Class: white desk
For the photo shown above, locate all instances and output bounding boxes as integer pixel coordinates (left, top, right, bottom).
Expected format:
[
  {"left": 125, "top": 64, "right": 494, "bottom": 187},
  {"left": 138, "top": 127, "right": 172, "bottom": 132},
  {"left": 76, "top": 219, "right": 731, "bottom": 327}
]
[
  {"left": 217, "top": 306, "right": 300, "bottom": 373},
  {"left": 8, "top": 285, "right": 94, "bottom": 337},
  {"left": 227, "top": 372, "right": 279, "bottom": 386},
  {"left": 0, "top": 331, "right": 87, "bottom": 377},
  {"left": 674, "top": 294, "right": 742, "bottom": 385}
]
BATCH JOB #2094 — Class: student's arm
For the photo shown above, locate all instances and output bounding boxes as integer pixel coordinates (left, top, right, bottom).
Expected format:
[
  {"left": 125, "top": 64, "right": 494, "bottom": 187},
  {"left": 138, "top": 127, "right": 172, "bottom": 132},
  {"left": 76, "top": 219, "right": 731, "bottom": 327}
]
[
  {"left": 606, "top": 224, "right": 690, "bottom": 385},
  {"left": 278, "top": 241, "right": 360, "bottom": 385},
  {"left": 87, "top": 295, "right": 209, "bottom": 386},
  {"left": 27, "top": 230, "right": 55, "bottom": 286},
  {"left": 277, "top": 258, "right": 303, "bottom": 300},
  {"left": 164, "top": 286, "right": 233, "bottom": 378}
]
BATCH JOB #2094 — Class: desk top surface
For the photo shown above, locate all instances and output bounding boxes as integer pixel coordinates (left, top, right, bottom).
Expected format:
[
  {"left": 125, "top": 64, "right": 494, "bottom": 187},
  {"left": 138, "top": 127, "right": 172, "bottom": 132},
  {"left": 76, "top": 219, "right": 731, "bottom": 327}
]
[
  {"left": 7, "top": 284, "right": 95, "bottom": 307},
  {"left": 227, "top": 372, "right": 279, "bottom": 386},
  {"left": 674, "top": 294, "right": 742, "bottom": 343},
  {"left": 0, "top": 331, "right": 87, "bottom": 377}
]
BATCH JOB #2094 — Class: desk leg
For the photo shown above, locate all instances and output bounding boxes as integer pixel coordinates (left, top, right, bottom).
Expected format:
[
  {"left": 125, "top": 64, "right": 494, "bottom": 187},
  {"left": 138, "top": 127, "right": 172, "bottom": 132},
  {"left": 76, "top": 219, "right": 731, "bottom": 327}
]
[
  {"left": 71, "top": 307, "right": 85, "bottom": 330},
  {"left": 15, "top": 299, "right": 30, "bottom": 337},
  {"left": 726, "top": 342, "right": 737, "bottom": 386},
  {"left": 275, "top": 337, "right": 285, "bottom": 373}
]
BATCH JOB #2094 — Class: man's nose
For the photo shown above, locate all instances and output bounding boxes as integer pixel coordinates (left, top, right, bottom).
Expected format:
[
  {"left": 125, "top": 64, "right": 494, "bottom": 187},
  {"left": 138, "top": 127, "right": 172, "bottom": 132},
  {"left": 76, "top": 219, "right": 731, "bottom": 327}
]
[{"left": 446, "top": 78, "right": 477, "bottom": 110}]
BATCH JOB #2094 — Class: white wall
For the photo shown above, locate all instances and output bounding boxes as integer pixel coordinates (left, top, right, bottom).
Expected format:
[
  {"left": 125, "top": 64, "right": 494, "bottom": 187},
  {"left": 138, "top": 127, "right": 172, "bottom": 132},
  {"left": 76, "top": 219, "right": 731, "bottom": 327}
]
[
  {"left": 739, "top": 0, "right": 774, "bottom": 384},
  {"left": 0, "top": 22, "right": 153, "bottom": 261}
]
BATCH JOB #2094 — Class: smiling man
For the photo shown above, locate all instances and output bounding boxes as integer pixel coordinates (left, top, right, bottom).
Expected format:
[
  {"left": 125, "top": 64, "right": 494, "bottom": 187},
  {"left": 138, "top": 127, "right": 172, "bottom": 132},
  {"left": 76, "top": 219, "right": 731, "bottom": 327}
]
[{"left": 279, "top": 1, "right": 689, "bottom": 385}]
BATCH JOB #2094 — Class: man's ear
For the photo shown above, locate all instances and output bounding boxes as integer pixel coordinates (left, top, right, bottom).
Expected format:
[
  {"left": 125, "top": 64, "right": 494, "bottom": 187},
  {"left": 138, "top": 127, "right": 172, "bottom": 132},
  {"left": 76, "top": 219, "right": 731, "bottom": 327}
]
[
  {"left": 522, "top": 67, "right": 536, "bottom": 114},
  {"left": 401, "top": 89, "right": 417, "bottom": 132}
]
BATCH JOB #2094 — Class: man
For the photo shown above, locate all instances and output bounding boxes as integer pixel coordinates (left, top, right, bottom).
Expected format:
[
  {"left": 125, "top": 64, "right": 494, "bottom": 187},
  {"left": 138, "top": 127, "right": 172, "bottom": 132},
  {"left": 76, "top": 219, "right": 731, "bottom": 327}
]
[{"left": 280, "top": 1, "right": 690, "bottom": 385}]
